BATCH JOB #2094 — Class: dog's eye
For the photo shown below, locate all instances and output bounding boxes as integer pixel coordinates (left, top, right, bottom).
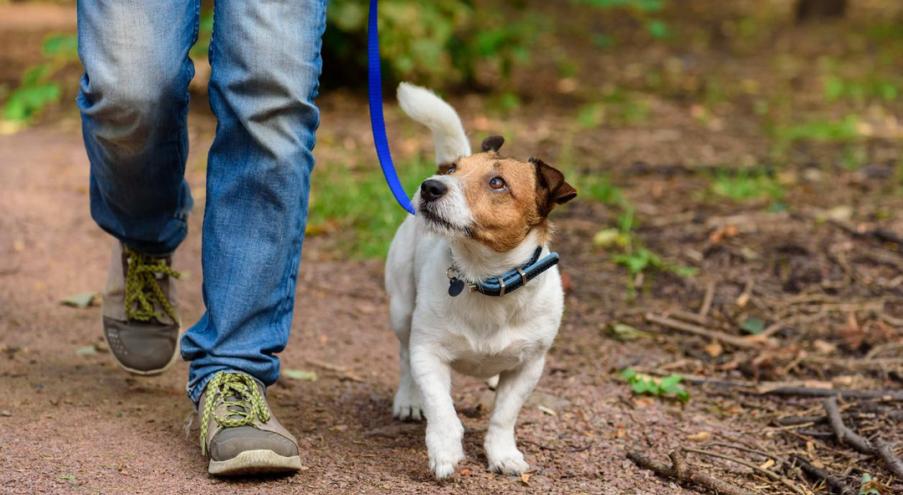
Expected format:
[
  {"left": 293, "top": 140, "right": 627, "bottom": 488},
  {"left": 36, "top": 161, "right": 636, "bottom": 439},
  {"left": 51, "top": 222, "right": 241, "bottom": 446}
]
[
  {"left": 445, "top": 164, "right": 456, "bottom": 175},
  {"left": 489, "top": 176, "right": 507, "bottom": 190}
]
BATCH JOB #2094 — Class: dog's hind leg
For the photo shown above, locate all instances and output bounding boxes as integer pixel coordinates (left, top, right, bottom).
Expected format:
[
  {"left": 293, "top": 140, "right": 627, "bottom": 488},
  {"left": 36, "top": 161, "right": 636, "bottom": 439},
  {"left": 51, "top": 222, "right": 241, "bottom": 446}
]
[
  {"left": 385, "top": 218, "right": 423, "bottom": 421},
  {"left": 485, "top": 356, "right": 545, "bottom": 475}
]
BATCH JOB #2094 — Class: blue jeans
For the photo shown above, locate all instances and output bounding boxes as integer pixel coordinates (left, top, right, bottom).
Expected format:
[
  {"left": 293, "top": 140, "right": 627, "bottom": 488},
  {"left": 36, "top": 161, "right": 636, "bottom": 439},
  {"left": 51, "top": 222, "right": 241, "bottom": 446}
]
[{"left": 77, "top": 0, "right": 327, "bottom": 403}]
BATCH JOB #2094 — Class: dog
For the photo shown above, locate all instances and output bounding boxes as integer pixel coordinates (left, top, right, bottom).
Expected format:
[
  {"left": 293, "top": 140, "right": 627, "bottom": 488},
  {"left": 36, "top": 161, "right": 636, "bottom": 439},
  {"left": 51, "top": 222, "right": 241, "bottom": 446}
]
[{"left": 385, "top": 83, "right": 576, "bottom": 480}]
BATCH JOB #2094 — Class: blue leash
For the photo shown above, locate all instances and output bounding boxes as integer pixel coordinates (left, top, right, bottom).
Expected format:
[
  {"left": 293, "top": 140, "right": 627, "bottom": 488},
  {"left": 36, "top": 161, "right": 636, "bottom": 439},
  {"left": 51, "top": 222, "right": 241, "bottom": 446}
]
[{"left": 368, "top": 0, "right": 416, "bottom": 215}]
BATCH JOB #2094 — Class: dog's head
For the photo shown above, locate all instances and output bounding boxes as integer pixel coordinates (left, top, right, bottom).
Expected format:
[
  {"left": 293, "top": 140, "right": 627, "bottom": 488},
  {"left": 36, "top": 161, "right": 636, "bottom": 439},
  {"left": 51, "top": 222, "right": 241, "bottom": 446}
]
[{"left": 416, "top": 136, "right": 577, "bottom": 251}]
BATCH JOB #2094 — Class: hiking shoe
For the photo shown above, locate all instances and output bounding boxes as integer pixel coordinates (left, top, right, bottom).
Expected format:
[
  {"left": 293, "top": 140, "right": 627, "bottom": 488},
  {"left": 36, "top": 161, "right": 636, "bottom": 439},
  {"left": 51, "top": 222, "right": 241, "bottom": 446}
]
[
  {"left": 102, "top": 241, "right": 181, "bottom": 375},
  {"left": 199, "top": 371, "right": 302, "bottom": 476}
]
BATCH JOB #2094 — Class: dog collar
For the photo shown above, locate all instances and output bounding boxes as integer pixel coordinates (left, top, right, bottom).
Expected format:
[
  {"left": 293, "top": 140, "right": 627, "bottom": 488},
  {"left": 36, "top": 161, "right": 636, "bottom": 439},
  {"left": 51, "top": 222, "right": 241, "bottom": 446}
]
[{"left": 446, "top": 247, "right": 560, "bottom": 297}]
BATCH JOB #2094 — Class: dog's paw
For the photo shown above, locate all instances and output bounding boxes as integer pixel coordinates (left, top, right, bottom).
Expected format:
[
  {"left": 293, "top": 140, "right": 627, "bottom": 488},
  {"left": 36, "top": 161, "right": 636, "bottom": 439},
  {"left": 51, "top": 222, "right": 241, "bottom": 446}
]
[
  {"left": 429, "top": 448, "right": 465, "bottom": 480},
  {"left": 487, "top": 447, "right": 529, "bottom": 475},
  {"left": 427, "top": 425, "right": 465, "bottom": 480},
  {"left": 392, "top": 385, "right": 424, "bottom": 421}
]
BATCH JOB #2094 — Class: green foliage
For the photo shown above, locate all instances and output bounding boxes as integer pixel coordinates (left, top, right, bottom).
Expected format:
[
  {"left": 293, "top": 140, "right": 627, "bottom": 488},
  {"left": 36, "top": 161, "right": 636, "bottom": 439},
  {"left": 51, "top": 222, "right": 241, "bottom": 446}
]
[
  {"left": 324, "top": 0, "right": 539, "bottom": 88},
  {"left": 190, "top": 9, "right": 214, "bottom": 58},
  {"left": 740, "top": 317, "right": 765, "bottom": 335},
  {"left": 823, "top": 75, "right": 898, "bottom": 103},
  {"left": 307, "top": 157, "right": 435, "bottom": 259},
  {"left": 858, "top": 473, "right": 881, "bottom": 495},
  {"left": 595, "top": 208, "right": 697, "bottom": 295},
  {"left": 620, "top": 368, "right": 689, "bottom": 402},
  {"left": 3, "top": 33, "right": 78, "bottom": 124},
  {"left": 710, "top": 171, "right": 784, "bottom": 202},
  {"left": 576, "top": 0, "right": 664, "bottom": 13},
  {"left": 577, "top": 0, "right": 670, "bottom": 46},
  {"left": 773, "top": 115, "right": 860, "bottom": 143},
  {"left": 572, "top": 171, "right": 623, "bottom": 205}
]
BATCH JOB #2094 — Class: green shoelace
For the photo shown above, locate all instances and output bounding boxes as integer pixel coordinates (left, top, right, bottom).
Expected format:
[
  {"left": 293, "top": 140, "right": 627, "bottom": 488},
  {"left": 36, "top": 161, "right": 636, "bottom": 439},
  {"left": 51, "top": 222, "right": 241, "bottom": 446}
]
[
  {"left": 124, "top": 248, "right": 180, "bottom": 322},
  {"left": 199, "top": 372, "right": 272, "bottom": 456}
]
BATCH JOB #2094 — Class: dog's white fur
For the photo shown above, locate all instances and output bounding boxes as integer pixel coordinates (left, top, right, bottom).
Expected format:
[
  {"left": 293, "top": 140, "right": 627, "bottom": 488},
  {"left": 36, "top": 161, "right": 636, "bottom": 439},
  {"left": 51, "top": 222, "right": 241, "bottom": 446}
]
[{"left": 386, "top": 83, "right": 564, "bottom": 479}]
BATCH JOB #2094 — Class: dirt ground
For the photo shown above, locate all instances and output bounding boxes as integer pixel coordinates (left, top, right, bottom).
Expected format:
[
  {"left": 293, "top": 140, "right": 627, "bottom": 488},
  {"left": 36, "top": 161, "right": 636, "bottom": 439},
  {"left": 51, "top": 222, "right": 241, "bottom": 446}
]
[{"left": 1, "top": 2, "right": 902, "bottom": 495}]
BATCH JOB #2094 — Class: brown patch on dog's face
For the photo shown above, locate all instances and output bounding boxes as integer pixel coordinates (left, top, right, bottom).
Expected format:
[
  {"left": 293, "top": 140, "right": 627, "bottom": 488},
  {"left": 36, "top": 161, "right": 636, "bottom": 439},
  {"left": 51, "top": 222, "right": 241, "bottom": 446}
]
[{"left": 444, "top": 147, "right": 576, "bottom": 252}]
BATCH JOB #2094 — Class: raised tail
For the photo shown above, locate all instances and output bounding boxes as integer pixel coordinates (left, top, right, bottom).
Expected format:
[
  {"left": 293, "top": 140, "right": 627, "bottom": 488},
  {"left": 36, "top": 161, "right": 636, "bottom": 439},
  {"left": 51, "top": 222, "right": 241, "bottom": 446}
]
[{"left": 397, "top": 82, "right": 471, "bottom": 165}]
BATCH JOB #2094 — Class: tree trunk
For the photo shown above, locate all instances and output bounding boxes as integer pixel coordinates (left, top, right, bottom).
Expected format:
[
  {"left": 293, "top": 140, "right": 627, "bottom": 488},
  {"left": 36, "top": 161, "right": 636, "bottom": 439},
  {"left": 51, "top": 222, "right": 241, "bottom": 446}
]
[{"left": 795, "top": 0, "right": 848, "bottom": 23}]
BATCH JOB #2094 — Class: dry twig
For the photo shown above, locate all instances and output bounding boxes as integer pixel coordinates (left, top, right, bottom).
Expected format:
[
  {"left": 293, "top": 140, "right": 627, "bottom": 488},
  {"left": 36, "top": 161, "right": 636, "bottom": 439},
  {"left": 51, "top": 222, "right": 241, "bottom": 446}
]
[
  {"left": 790, "top": 455, "right": 854, "bottom": 495},
  {"left": 822, "top": 397, "right": 903, "bottom": 478},
  {"left": 682, "top": 447, "right": 808, "bottom": 495},
  {"left": 627, "top": 449, "right": 754, "bottom": 495},
  {"left": 645, "top": 313, "right": 766, "bottom": 349}
]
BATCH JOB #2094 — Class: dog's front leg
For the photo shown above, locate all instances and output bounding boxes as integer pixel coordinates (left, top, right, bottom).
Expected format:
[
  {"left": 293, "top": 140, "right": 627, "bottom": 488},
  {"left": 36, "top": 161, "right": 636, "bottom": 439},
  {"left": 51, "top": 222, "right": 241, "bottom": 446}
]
[
  {"left": 410, "top": 346, "right": 464, "bottom": 480},
  {"left": 485, "top": 355, "right": 545, "bottom": 475}
]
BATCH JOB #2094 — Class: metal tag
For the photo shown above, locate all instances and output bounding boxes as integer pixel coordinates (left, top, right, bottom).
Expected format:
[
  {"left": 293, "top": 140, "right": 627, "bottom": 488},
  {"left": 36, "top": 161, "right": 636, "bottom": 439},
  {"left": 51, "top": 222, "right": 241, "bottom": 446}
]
[{"left": 448, "top": 278, "right": 465, "bottom": 297}]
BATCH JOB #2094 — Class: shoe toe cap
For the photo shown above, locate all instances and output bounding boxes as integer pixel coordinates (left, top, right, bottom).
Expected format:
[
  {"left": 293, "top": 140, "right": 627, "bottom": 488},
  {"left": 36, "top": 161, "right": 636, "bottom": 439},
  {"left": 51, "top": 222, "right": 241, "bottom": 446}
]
[
  {"left": 209, "top": 426, "right": 300, "bottom": 462},
  {"left": 103, "top": 317, "right": 178, "bottom": 373}
]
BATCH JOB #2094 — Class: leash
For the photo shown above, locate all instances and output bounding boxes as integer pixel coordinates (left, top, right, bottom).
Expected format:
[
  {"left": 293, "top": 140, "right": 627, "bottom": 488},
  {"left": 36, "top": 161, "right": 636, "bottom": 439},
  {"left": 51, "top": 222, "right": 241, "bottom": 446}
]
[{"left": 368, "top": 0, "right": 416, "bottom": 215}]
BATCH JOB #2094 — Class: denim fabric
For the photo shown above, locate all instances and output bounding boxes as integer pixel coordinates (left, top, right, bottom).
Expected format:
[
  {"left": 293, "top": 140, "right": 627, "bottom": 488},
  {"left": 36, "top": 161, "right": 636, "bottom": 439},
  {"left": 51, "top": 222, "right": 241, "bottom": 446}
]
[{"left": 77, "top": 0, "right": 328, "bottom": 403}]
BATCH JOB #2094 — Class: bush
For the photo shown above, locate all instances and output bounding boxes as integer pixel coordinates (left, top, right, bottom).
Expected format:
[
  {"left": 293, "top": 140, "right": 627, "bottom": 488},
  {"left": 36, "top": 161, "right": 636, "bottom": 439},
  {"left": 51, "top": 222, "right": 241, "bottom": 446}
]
[{"left": 322, "top": 0, "right": 537, "bottom": 89}]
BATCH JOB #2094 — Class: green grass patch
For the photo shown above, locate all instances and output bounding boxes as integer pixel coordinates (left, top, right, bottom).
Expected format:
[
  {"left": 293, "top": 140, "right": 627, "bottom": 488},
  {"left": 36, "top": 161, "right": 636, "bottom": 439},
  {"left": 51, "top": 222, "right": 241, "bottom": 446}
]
[
  {"left": 620, "top": 368, "right": 689, "bottom": 402},
  {"left": 2, "top": 33, "right": 78, "bottom": 124},
  {"left": 710, "top": 170, "right": 784, "bottom": 202},
  {"left": 823, "top": 75, "right": 898, "bottom": 103},
  {"left": 307, "top": 158, "right": 435, "bottom": 259},
  {"left": 772, "top": 115, "right": 860, "bottom": 143},
  {"left": 594, "top": 208, "right": 697, "bottom": 296},
  {"left": 569, "top": 170, "right": 623, "bottom": 205}
]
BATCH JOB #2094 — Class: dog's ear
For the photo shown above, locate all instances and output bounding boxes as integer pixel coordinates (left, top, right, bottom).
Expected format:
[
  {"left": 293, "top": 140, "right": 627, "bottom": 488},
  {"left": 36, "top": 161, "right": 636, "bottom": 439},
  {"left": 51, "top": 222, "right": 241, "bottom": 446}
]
[
  {"left": 531, "top": 157, "right": 577, "bottom": 215},
  {"left": 437, "top": 162, "right": 456, "bottom": 175},
  {"left": 481, "top": 135, "right": 504, "bottom": 153}
]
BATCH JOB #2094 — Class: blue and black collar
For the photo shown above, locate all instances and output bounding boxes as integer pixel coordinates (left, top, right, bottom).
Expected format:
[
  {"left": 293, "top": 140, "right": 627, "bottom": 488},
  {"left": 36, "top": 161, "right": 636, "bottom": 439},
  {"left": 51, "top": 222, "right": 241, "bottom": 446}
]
[{"left": 446, "top": 247, "right": 560, "bottom": 297}]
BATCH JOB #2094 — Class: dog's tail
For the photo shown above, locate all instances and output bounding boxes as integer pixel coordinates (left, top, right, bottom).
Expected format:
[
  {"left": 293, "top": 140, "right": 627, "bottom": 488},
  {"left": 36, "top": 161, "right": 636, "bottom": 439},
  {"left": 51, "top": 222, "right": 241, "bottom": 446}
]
[{"left": 397, "top": 82, "right": 471, "bottom": 164}]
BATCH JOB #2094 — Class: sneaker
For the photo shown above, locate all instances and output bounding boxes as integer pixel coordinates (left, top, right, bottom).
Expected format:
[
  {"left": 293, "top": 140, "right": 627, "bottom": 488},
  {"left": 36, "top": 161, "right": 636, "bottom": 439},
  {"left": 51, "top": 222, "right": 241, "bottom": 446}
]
[
  {"left": 102, "top": 242, "right": 180, "bottom": 375},
  {"left": 199, "top": 371, "right": 302, "bottom": 476}
]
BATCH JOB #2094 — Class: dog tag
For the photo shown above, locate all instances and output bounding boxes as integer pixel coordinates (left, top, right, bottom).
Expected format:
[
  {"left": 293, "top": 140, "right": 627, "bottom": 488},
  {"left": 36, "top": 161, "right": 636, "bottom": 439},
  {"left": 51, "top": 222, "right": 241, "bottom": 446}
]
[{"left": 448, "top": 278, "right": 465, "bottom": 297}]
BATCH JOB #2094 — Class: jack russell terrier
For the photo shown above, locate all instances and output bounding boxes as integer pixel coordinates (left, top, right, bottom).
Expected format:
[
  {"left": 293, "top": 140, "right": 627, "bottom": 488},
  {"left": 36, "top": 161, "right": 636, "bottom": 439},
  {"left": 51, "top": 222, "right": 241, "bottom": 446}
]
[{"left": 385, "top": 83, "right": 577, "bottom": 480}]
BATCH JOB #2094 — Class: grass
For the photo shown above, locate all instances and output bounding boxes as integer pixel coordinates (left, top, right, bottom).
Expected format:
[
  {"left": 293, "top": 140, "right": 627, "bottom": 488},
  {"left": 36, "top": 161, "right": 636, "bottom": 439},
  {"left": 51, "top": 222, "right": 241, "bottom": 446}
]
[
  {"left": 772, "top": 115, "right": 860, "bottom": 143},
  {"left": 307, "top": 157, "right": 435, "bottom": 259},
  {"left": 569, "top": 170, "right": 623, "bottom": 205},
  {"left": 620, "top": 368, "right": 689, "bottom": 402},
  {"left": 710, "top": 170, "right": 784, "bottom": 202}
]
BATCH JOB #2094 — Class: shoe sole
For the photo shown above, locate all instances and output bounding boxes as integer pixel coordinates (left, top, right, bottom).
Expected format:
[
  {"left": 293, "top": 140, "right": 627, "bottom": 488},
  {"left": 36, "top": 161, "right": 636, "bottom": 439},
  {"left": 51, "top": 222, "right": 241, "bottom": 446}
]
[
  {"left": 208, "top": 449, "right": 302, "bottom": 476},
  {"left": 102, "top": 325, "right": 181, "bottom": 377}
]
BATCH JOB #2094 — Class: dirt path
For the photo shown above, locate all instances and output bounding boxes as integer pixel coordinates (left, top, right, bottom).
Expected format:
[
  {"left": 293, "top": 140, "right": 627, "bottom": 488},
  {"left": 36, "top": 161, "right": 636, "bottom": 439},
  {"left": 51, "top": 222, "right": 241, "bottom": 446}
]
[
  {"left": 3, "top": 2, "right": 903, "bottom": 493},
  {"left": 0, "top": 122, "right": 715, "bottom": 494}
]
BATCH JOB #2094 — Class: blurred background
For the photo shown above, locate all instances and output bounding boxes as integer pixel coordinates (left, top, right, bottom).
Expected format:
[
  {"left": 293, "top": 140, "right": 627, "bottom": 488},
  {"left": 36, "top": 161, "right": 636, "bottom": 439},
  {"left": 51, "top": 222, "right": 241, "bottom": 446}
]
[{"left": 1, "top": 1, "right": 901, "bottom": 493}]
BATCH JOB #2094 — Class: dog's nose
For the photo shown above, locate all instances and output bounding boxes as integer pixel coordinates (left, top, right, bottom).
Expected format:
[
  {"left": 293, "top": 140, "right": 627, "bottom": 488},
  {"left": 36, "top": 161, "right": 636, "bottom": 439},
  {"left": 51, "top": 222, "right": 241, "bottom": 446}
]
[{"left": 420, "top": 179, "right": 448, "bottom": 202}]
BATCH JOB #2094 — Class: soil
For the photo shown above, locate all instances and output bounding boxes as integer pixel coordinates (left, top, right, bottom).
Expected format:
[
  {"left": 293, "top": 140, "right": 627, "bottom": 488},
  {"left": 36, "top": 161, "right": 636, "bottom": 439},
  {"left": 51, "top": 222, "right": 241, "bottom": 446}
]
[{"left": 1, "top": 2, "right": 901, "bottom": 495}]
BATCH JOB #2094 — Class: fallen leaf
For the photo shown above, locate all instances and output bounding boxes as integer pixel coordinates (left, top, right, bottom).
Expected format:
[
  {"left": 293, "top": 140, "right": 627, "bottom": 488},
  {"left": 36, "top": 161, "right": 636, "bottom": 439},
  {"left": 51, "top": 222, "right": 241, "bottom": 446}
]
[
  {"left": 607, "top": 322, "right": 650, "bottom": 341},
  {"left": 687, "top": 431, "right": 711, "bottom": 442},
  {"left": 283, "top": 369, "right": 318, "bottom": 381},
  {"left": 61, "top": 292, "right": 98, "bottom": 309},
  {"left": 740, "top": 317, "right": 765, "bottom": 335},
  {"left": 537, "top": 405, "right": 557, "bottom": 416},
  {"left": 75, "top": 345, "right": 97, "bottom": 357},
  {"left": 592, "top": 228, "right": 626, "bottom": 249},
  {"left": 704, "top": 340, "right": 723, "bottom": 358},
  {"left": 520, "top": 473, "right": 531, "bottom": 485},
  {"left": 813, "top": 339, "right": 837, "bottom": 354}
]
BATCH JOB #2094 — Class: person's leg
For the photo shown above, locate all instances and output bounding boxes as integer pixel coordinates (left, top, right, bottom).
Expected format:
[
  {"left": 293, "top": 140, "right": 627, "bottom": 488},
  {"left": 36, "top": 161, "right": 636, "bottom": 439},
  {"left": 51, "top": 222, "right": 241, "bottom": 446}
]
[
  {"left": 77, "top": 0, "right": 197, "bottom": 255},
  {"left": 77, "top": 0, "right": 198, "bottom": 374},
  {"left": 180, "top": 0, "right": 327, "bottom": 475}
]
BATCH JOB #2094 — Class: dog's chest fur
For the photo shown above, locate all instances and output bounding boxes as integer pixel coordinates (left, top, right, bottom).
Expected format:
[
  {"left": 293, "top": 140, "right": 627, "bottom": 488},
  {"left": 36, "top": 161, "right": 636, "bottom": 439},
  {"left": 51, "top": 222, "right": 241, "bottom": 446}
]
[{"left": 410, "top": 232, "right": 563, "bottom": 379}]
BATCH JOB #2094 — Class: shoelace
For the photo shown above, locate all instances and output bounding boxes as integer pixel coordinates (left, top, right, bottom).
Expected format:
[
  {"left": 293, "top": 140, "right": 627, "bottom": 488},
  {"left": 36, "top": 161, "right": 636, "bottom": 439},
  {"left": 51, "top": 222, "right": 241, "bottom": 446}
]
[
  {"left": 199, "top": 372, "right": 271, "bottom": 456},
  {"left": 123, "top": 248, "right": 180, "bottom": 322}
]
